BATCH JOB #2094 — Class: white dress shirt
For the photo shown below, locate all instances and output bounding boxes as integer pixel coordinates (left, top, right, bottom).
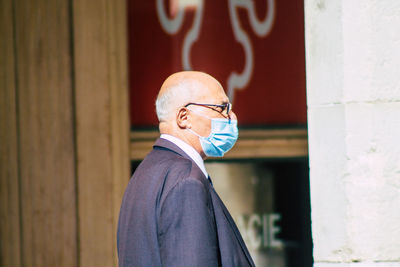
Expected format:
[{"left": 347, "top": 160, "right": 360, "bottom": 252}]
[{"left": 160, "top": 134, "right": 208, "bottom": 178}]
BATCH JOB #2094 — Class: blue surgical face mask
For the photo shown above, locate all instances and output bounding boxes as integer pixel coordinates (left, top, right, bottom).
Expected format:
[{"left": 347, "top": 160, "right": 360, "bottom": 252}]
[{"left": 188, "top": 110, "right": 239, "bottom": 157}]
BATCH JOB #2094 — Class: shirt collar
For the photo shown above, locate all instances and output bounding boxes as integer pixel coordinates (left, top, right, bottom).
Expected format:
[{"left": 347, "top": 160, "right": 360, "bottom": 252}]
[{"left": 160, "top": 134, "right": 208, "bottom": 178}]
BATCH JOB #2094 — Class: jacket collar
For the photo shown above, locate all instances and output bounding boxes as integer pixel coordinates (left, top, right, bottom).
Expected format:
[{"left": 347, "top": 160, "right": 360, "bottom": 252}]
[
  {"left": 153, "top": 138, "right": 208, "bottom": 180},
  {"left": 153, "top": 137, "right": 193, "bottom": 162}
]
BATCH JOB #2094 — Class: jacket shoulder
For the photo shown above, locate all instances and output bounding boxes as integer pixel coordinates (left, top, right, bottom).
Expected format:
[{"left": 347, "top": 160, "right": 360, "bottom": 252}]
[{"left": 158, "top": 154, "right": 208, "bottom": 203}]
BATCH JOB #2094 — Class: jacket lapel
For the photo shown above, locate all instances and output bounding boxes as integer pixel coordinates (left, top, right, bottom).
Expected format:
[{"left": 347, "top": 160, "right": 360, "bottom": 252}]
[
  {"left": 210, "top": 187, "right": 255, "bottom": 267},
  {"left": 211, "top": 188, "right": 255, "bottom": 266}
]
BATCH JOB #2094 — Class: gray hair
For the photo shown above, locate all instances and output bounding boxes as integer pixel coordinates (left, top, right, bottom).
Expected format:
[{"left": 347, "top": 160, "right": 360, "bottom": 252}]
[{"left": 155, "top": 79, "right": 203, "bottom": 122}]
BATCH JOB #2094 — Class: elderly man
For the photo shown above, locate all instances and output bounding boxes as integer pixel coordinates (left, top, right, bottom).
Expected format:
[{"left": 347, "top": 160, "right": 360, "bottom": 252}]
[{"left": 117, "top": 71, "right": 254, "bottom": 267}]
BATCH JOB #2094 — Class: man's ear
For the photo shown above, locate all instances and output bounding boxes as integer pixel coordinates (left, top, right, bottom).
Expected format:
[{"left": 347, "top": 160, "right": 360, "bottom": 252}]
[{"left": 176, "top": 107, "right": 191, "bottom": 129}]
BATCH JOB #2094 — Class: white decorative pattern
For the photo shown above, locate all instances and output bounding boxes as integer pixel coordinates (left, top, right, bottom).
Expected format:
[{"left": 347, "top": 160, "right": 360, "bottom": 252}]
[
  {"left": 227, "top": 0, "right": 275, "bottom": 102},
  {"left": 156, "top": 0, "right": 275, "bottom": 102}
]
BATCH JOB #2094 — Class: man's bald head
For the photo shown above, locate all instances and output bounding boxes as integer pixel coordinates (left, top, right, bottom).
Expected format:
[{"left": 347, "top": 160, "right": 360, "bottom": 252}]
[
  {"left": 155, "top": 71, "right": 221, "bottom": 122},
  {"left": 155, "top": 71, "right": 235, "bottom": 157}
]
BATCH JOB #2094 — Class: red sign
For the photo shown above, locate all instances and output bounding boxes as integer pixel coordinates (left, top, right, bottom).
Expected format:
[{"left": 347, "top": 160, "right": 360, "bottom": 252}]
[{"left": 128, "top": 0, "right": 306, "bottom": 126}]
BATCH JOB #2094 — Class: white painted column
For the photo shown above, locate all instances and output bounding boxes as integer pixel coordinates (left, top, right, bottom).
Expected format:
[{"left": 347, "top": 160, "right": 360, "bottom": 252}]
[{"left": 305, "top": 0, "right": 400, "bottom": 266}]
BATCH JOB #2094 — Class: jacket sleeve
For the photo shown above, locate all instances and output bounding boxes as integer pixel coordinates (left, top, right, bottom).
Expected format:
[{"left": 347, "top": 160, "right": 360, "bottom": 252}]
[{"left": 158, "top": 178, "right": 219, "bottom": 267}]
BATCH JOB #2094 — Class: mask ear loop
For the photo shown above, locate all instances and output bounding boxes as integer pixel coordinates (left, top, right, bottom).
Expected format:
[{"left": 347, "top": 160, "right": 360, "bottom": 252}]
[
  {"left": 186, "top": 108, "right": 211, "bottom": 138},
  {"left": 187, "top": 128, "right": 202, "bottom": 138}
]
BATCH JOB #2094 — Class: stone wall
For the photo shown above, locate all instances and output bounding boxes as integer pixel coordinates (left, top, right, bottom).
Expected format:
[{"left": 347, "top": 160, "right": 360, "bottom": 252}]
[{"left": 305, "top": 0, "right": 400, "bottom": 265}]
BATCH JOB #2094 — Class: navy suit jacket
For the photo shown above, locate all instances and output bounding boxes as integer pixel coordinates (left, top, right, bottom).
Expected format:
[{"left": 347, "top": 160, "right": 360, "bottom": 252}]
[{"left": 117, "top": 138, "right": 255, "bottom": 267}]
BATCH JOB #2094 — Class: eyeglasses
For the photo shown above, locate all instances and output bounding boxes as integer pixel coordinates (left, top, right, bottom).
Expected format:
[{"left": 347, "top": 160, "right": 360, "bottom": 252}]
[{"left": 185, "top": 102, "right": 232, "bottom": 117}]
